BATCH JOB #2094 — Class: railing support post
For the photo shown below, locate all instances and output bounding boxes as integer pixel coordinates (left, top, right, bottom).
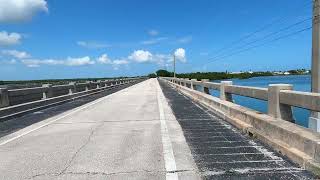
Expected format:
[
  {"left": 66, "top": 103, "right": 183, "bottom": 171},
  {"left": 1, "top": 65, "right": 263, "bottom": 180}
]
[
  {"left": 309, "top": 116, "right": 320, "bottom": 132},
  {"left": 201, "top": 79, "right": 210, "bottom": 94},
  {"left": 42, "top": 84, "right": 53, "bottom": 99},
  {"left": 268, "top": 84, "right": 294, "bottom": 122},
  {"left": 96, "top": 81, "right": 101, "bottom": 89},
  {"left": 85, "top": 81, "right": 91, "bottom": 91},
  {"left": 220, "top": 81, "right": 233, "bottom": 101},
  {"left": 68, "top": 82, "right": 77, "bottom": 94},
  {"left": 184, "top": 78, "right": 189, "bottom": 87},
  {"left": 0, "top": 88, "right": 9, "bottom": 108},
  {"left": 191, "top": 79, "right": 197, "bottom": 90}
]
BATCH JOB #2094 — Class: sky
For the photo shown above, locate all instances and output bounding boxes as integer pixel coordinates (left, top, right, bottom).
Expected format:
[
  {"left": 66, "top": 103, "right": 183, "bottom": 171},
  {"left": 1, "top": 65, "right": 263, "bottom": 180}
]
[{"left": 0, "top": 0, "right": 314, "bottom": 80}]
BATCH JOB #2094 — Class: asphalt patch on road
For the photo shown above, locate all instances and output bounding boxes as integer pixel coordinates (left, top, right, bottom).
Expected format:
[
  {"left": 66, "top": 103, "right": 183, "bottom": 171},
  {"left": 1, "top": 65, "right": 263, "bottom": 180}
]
[
  {"left": 0, "top": 80, "right": 144, "bottom": 138},
  {"left": 158, "top": 79, "right": 316, "bottom": 180}
]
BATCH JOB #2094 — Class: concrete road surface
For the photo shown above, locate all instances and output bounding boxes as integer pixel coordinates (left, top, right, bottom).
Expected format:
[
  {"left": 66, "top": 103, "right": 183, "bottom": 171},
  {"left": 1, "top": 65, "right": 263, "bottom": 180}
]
[{"left": 0, "top": 79, "right": 199, "bottom": 180}]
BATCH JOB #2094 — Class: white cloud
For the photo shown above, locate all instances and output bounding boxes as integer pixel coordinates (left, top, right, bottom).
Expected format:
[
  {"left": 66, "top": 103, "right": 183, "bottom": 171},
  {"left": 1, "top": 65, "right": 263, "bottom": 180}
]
[
  {"left": 128, "top": 50, "right": 153, "bottom": 63},
  {"left": 0, "top": 31, "right": 22, "bottom": 46},
  {"left": 2, "top": 50, "right": 31, "bottom": 59},
  {"left": 0, "top": 0, "right": 48, "bottom": 23},
  {"left": 148, "top": 30, "right": 159, "bottom": 36},
  {"left": 21, "top": 59, "right": 62, "bottom": 67},
  {"left": 65, "top": 56, "right": 95, "bottom": 66},
  {"left": 77, "top": 41, "right": 110, "bottom": 49},
  {"left": 21, "top": 56, "right": 95, "bottom": 67},
  {"left": 174, "top": 48, "right": 186, "bottom": 62},
  {"left": 177, "top": 36, "right": 192, "bottom": 44},
  {"left": 141, "top": 37, "right": 168, "bottom": 45},
  {"left": 152, "top": 54, "right": 171, "bottom": 66},
  {"left": 113, "top": 59, "right": 129, "bottom": 65},
  {"left": 97, "top": 53, "right": 112, "bottom": 64}
]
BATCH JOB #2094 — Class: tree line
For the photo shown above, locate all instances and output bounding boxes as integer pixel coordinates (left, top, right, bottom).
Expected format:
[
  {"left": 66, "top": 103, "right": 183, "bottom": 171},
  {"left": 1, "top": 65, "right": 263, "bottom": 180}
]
[{"left": 148, "top": 70, "right": 273, "bottom": 81}]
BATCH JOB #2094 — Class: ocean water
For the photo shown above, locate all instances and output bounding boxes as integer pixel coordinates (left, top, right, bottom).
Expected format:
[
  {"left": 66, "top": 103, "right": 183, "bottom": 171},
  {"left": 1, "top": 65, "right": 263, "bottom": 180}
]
[{"left": 208, "top": 75, "right": 311, "bottom": 128}]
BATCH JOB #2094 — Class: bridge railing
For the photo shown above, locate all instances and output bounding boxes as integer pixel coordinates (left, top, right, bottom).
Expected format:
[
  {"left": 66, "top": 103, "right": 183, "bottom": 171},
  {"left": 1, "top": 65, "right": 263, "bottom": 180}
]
[
  {"left": 162, "top": 77, "right": 320, "bottom": 176},
  {"left": 0, "top": 78, "right": 143, "bottom": 120},
  {"left": 162, "top": 77, "right": 320, "bottom": 128}
]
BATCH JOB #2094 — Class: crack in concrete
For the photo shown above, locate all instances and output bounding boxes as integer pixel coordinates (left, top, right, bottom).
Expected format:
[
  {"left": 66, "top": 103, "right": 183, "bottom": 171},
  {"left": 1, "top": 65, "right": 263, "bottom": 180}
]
[
  {"left": 59, "top": 122, "right": 104, "bottom": 175},
  {"left": 28, "top": 169, "right": 196, "bottom": 179}
]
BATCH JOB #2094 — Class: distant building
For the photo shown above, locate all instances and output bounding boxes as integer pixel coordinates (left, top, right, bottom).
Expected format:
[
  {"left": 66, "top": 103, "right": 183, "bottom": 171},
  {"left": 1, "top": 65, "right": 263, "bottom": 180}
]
[
  {"left": 284, "top": 72, "right": 290, "bottom": 75},
  {"left": 273, "top": 71, "right": 283, "bottom": 75}
]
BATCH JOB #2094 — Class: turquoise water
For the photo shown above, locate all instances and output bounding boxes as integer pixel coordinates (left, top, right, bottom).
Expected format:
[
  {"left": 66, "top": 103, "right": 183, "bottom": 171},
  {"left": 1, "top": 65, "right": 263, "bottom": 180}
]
[{"left": 209, "top": 75, "right": 311, "bottom": 128}]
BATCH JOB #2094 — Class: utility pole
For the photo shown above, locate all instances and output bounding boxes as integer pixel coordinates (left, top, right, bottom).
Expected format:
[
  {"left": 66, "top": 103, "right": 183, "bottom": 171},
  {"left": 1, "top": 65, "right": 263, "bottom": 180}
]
[
  {"left": 173, "top": 54, "right": 176, "bottom": 78},
  {"left": 310, "top": 0, "right": 320, "bottom": 132}
]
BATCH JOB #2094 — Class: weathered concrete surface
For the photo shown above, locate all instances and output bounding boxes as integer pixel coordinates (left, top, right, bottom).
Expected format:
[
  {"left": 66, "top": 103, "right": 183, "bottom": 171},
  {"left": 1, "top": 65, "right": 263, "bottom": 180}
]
[
  {"left": 0, "top": 79, "right": 199, "bottom": 180},
  {"left": 165, "top": 78, "right": 320, "bottom": 177},
  {"left": 0, "top": 81, "right": 141, "bottom": 139},
  {"left": 159, "top": 79, "right": 316, "bottom": 179}
]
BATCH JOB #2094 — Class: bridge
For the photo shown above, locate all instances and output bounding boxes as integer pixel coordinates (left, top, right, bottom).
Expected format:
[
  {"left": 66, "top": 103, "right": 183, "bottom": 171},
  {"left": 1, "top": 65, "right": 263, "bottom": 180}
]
[{"left": 0, "top": 78, "right": 319, "bottom": 179}]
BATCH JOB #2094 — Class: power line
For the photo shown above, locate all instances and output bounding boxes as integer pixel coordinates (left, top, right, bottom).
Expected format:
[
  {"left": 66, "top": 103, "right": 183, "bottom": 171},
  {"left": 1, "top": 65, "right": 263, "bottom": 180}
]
[
  {"left": 205, "top": 0, "right": 312, "bottom": 58},
  {"left": 203, "top": 26, "right": 312, "bottom": 66},
  {"left": 206, "top": 17, "right": 312, "bottom": 61}
]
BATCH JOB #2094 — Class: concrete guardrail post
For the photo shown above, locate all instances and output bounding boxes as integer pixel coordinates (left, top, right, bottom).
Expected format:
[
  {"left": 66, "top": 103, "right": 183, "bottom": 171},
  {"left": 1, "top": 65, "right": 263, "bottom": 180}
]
[
  {"left": 85, "top": 81, "right": 91, "bottom": 91},
  {"left": 191, "top": 79, "right": 197, "bottom": 90},
  {"left": 179, "top": 78, "right": 184, "bottom": 86},
  {"left": 68, "top": 82, "right": 77, "bottom": 94},
  {"left": 0, "top": 88, "right": 9, "bottom": 108},
  {"left": 96, "top": 81, "right": 101, "bottom": 89},
  {"left": 42, "top": 84, "right": 53, "bottom": 99},
  {"left": 184, "top": 78, "right": 189, "bottom": 87},
  {"left": 220, "top": 81, "right": 233, "bottom": 101},
  {"left": 201, "top": 79, "right": 210, "bottom": 94},
  {"left": 101, "top": 80, "right": 106, "bottom": 87},
  {"left": 268, "top": 84, "right": 294, "bottom": 122}
]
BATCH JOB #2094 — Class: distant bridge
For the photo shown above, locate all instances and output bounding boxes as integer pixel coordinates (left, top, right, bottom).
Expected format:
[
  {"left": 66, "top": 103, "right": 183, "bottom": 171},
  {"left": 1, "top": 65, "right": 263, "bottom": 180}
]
[{"left": 0, "top": 78, "right": 319, "bottom": 179}]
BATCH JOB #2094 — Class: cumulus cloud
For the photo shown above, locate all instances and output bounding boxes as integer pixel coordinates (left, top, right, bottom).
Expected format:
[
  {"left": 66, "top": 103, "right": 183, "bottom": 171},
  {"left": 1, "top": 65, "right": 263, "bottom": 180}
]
[
  {"left": 174, "top": 48, "right": 186, "bottom": 62},
  {"left": 65, "top": 56, "right": 95, "bottom": 66},
  {"left": 128, "top": 50, "right": 153, "bottom": 63},
  {"left": 2, "top": 50, "right": 31, "bottom": 59},
  {"left": 96, "top": 54, "right": 129, "bottom": 70},
  {"left": 97, "top": 53, "right": 112, "bottom": 64},
  {"left": 0, "top": 0, "right": 48, "bottom": 23},
  {"left": 127, "top": 49, "right": 186, "bottom": 66},
  {"left": 113, "top": 59, "right": 129, "bottom": 65},
  {"left": 148, "top": 29, "right": 159, "bottom": 36},
  {"left": 21, "top": 56, "right": 95, "bottom": 67},
  {"left": 0, "top": 31, "right": 22, "bottom": 46},
  {"left": 77, "top": 41, "right": 110, "bottom": 49}
]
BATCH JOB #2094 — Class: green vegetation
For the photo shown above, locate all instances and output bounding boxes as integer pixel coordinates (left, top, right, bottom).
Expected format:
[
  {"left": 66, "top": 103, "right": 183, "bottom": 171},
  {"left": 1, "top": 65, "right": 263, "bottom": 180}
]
[
  {"left": 154, "top": 69, "right": 273, "bottom": 81},
  {"left": 147, "top": 73, "right": 157, "bottom": 78},
  {"left": 287, "top": 69, "right": 310, "bottom": 75}
]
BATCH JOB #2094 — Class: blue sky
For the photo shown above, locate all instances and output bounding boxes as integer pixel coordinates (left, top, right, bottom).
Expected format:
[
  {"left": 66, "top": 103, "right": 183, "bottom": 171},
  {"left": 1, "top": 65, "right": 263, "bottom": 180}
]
[{"left": 0, "top": 0, "right": 313, "bottom": 80}]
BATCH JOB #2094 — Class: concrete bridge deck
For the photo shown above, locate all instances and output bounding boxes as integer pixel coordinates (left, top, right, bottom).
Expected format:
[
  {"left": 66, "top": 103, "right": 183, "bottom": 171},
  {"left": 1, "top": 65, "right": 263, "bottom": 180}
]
[{"left": 0, "top": 79, "right": 316, "bottom": 179}]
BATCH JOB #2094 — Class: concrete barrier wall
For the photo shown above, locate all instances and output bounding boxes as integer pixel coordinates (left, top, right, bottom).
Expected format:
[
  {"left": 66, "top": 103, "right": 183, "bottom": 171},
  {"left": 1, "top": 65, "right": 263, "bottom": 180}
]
[
  {"left": 0, "top": 78, "right": 141, "bottom": 108},
  {"left": 8, "top": 87, "right": 46, "bottom": 105},
  {"left": 0, "top": 78, "right": 144, "bottom": 120},
  {"left": 164, "top": 77, "right": 320, "bottom": 126},
  {"left": 162, "top": 78, "right": 320, "bottom": 176}
]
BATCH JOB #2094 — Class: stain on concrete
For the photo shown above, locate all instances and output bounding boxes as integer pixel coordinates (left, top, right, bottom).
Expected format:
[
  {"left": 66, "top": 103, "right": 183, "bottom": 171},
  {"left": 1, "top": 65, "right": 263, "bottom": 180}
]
[{"left": 159, "top": 79, "right": 316, "bottom": 179}]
